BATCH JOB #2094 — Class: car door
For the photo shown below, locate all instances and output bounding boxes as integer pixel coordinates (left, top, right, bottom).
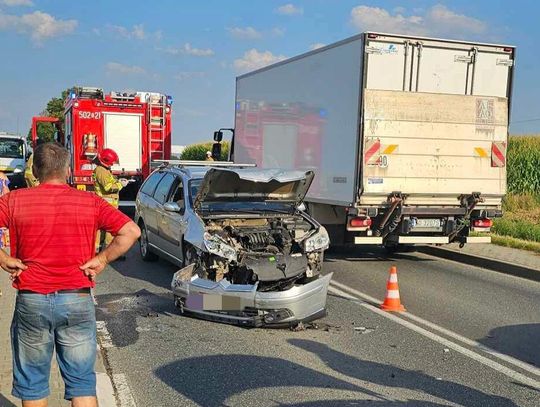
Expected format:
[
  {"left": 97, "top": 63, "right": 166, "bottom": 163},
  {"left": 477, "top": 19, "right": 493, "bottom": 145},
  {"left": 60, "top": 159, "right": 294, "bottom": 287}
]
[
  {"left": 159, "top": 176, "right": 188, "bottom": 264},
  {"left": 151, "top": 172, "right": 177, "bottom": 250},
  {"left": 136, "top": 171, "right": 165, "bottom": 245}
]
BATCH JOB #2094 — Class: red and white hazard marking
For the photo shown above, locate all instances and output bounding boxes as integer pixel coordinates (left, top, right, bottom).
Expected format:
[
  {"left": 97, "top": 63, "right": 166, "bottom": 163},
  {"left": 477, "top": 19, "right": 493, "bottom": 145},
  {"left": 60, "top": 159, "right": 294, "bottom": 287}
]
[{"left": 491, "top": 141, "right": 506, "bottom": 167}]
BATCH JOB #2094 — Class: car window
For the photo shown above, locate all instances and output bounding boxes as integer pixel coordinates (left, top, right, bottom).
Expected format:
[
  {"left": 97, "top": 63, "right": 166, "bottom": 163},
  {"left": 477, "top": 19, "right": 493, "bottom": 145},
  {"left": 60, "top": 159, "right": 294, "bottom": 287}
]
[
  {"left": 153, "top": 173, "right": 176, "bottom": 204},
  {"left": 170, "top": 179, "right": 184, "bottom": 205},
  {"left": 140, "top": 171, "right": 165, "bottom": 196}
]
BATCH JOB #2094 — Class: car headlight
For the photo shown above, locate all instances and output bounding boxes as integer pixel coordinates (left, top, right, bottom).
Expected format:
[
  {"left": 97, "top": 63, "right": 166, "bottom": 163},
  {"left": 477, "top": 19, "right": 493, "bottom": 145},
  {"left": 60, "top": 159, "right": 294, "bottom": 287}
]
[
  {"left": 13, "top": 166, "right": 23, "bottom": 174},
  {"left": 203, "top": 232, "right": 237, "bottom": 262},
  {"left": 304, "top": 226, "right": 330, "bottom": 252}
]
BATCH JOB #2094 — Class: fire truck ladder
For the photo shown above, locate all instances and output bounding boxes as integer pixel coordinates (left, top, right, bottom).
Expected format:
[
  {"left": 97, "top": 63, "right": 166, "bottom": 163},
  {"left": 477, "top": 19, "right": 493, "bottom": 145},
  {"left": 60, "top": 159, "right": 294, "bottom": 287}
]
[{"left": 147, "top": 94, "right": 167, "bottom": 164}]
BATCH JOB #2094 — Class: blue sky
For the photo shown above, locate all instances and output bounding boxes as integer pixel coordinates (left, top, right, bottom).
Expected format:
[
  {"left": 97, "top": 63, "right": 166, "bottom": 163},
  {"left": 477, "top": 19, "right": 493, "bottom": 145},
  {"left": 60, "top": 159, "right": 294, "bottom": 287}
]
[{"left": 0, "top": 0, "right": 539, "bottom": 145}]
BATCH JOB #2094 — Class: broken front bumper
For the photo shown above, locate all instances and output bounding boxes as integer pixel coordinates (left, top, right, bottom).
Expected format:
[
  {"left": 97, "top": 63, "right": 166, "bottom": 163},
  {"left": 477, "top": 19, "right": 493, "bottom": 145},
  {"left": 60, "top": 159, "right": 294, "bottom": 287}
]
[{"left": 171, "top": 268, "right": 332, "bottom": 328}]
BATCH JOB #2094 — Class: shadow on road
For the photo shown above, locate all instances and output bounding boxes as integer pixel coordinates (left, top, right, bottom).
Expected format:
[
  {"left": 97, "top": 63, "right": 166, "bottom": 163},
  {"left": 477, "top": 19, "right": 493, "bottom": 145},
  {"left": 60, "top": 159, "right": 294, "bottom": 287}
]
[
  {"left": 287, "top": 339, "right": 518, "bottom": 407},
  {"left": 95, "top": 289, "right": 177, "bottom": 347},
  {"left": 0, "top": 393, "right": 17, "bottom": 407},
  {"left": 325, "top": 245, "right": 434, "bottom": 264},
  {"left": 154, "top": 353, "right": 450, "bottom": 406},
  {"left": 479, "top": 323, "right": 540, "bottom": 368},
  {"left": 110, "top": 246, "right": 178, "bottom": 290}
]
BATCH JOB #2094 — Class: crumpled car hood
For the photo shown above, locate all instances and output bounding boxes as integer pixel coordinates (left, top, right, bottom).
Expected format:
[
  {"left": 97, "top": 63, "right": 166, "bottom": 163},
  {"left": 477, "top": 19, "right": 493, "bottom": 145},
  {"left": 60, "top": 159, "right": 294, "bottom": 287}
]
[{"left": 193, "top": 168, "right": 314, "bottom": 213}]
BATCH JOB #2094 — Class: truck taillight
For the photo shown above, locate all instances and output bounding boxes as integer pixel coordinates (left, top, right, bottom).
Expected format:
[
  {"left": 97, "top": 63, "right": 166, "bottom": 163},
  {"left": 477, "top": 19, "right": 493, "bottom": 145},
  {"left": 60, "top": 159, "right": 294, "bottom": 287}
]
[
  {"left": 349, "top": 217, "right": 372, "bottom": 228},
  {"left": 473, "top": 218, "right": 493, "bottom": 228}
]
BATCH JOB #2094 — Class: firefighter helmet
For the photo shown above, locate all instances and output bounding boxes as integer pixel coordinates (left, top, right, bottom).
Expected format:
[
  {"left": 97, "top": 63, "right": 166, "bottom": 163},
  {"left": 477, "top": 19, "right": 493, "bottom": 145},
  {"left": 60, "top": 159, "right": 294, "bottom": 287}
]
[{"left": 98, "top": 148, "right": 119, "bottom": 167}]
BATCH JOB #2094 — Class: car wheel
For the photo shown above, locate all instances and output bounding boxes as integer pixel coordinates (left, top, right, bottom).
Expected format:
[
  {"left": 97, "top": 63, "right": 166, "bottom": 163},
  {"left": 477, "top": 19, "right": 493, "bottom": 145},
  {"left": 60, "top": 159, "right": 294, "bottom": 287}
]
[{"left": 140, "top": 222, "right": 158, "bottom": 262}]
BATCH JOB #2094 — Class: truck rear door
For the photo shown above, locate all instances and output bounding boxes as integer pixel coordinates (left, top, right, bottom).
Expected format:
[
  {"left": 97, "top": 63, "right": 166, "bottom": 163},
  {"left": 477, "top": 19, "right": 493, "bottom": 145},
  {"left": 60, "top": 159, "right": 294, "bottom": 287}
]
[
  {"left": 361, "top": 33, "right": 514, "bottom": 207},
  {"left": 103, "top": 113, "right": 143, "bottom": 173}
]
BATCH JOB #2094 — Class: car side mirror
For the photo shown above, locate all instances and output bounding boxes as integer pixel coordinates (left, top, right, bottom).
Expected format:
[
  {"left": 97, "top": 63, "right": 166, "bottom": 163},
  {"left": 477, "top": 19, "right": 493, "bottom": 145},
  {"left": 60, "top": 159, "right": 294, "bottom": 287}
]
[{"left": 164, "top": 202, "right": 183, "bottom": 213}]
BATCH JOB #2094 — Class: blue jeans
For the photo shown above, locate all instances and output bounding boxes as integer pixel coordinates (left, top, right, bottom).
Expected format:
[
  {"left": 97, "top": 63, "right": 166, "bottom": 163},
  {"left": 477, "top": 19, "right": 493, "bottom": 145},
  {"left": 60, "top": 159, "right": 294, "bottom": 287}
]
[{"left": 11, "top": 292, "right": 97, "bottom": 401}]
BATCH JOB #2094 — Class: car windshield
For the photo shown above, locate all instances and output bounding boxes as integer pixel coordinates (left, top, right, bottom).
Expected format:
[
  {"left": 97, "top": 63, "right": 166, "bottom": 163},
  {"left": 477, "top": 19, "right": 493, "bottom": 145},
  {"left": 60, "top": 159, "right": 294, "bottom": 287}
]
[{"left": 0, "top": 138, "right": 24, "bottom": 159}]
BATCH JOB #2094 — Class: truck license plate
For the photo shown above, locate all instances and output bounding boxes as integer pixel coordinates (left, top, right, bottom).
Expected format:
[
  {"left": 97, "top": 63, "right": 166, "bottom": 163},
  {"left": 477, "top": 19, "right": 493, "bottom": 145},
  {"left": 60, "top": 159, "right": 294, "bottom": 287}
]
[{"left": 416, "top": 219, "right": 441, "bottom": 228}]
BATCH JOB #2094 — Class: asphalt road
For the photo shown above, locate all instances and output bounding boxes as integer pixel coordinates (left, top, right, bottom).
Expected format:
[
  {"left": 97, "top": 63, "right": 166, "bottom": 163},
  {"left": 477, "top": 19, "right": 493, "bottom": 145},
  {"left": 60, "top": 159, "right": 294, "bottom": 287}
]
[{"left": 94, "top": 245, "right": 540, "bottom": 407}]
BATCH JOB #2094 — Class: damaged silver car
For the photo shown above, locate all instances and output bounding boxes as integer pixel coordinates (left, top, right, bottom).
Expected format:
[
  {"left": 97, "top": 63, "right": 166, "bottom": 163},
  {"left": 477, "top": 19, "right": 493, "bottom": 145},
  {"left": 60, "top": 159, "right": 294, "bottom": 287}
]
[{"left": 134, "top": 164, "right": 331, "bottom": 327}]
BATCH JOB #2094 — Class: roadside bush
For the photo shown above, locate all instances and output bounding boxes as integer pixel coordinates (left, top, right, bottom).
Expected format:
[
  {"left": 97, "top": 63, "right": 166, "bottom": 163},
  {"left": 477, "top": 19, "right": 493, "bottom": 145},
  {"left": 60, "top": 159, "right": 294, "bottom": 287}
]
[
  {"left": 493, "top": 216, "right": 540, "bottom": 243},
  {"left": 507, "top": 135, "right": 540, "bottom": 195},
  {"left": 180, "top": 141, "right": 230, "bottom": 161}
]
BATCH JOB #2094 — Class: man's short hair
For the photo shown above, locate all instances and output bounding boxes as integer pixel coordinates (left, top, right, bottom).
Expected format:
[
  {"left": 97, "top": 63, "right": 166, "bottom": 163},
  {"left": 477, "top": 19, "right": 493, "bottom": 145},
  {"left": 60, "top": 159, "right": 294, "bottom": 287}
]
[{"left": 33, "top": 142, "right": 70, "bottom": 182}]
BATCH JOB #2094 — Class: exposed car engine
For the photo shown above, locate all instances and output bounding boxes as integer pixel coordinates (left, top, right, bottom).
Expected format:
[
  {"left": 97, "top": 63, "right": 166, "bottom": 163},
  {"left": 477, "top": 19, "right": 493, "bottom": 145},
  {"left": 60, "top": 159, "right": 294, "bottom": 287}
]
[{"left": 197, "top": 216, "right": 324, "bottom": 291}]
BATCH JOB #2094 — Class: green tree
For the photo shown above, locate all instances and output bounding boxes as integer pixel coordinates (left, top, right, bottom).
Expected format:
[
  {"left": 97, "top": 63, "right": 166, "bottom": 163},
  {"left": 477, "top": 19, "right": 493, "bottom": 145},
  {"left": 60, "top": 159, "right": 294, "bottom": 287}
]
[
  {"left": 180, "top": 141, "right": 230, "bottom": 161},
  {"left": 28, "top": 89, "right": 69, "bottom": 143}
]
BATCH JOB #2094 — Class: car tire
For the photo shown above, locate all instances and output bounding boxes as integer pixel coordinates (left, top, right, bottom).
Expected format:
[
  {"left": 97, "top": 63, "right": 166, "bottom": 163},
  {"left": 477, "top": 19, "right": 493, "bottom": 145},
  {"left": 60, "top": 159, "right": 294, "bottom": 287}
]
[{"left": 140, "top": 222, "right": 158, "bottom": 262}]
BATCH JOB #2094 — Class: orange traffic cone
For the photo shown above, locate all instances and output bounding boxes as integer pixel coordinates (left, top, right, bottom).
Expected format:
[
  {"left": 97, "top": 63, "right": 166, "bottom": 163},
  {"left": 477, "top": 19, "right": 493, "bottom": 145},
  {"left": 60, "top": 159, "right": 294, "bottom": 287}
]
[{"left": 380, "top": 266, "right": 405, "bottom": 312}]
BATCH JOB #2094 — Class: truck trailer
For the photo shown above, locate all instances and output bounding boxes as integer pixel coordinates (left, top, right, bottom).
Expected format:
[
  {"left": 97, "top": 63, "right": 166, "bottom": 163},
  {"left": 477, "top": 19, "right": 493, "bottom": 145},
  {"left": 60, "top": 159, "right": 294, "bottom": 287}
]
[{"left": 231, "top": 32, "right": 515, "bottom": 248}]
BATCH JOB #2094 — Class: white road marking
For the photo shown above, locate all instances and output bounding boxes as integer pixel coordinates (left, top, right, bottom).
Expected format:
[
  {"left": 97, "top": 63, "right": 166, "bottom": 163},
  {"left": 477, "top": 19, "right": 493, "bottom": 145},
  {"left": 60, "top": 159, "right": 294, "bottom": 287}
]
[
  {"left": 330, "top": 279, "right": 540, "bottom": 378},
  {"left": 328, "top": 282, "right": 540, "bottom": 390},
  {"left": 96, "top": 320, "right": 114, "bottom": 349},
  {"left": 112, "top": 373, "right": 138, "bottom": 407}
]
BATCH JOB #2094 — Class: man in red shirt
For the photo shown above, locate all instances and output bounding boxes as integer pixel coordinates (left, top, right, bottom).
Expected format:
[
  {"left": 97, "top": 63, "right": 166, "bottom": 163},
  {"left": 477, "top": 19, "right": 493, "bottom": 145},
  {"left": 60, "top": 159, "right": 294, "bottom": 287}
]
[{"left": 0, "top": 142, "right": 140, "bottom": 407}]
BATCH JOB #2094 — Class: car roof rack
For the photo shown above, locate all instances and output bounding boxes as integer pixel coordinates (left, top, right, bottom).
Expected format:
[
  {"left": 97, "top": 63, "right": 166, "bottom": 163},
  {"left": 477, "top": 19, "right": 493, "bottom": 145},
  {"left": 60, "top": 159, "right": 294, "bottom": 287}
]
[{"left": 152, "top": 160, "right": 257, "bottom": 169}]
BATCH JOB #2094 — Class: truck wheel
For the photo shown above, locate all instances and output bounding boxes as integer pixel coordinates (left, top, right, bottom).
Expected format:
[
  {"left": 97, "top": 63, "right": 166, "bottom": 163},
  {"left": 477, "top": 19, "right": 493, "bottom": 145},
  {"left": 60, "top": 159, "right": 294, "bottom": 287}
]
[{"left": 140, "top": 222, "right": 158, "bottom": 262}]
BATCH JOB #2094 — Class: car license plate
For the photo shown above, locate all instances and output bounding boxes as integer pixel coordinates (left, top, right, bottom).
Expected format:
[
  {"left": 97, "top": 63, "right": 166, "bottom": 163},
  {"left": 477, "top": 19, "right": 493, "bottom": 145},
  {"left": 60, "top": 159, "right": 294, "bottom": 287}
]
[{"left": 416, "top": 218, "right": 441, "bottom": 228}]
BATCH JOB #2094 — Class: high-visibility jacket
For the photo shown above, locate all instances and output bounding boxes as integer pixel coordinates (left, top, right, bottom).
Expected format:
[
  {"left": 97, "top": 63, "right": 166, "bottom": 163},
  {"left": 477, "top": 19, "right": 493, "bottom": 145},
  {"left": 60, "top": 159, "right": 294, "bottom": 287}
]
[
  {"left": 24, "top": 153, "right": 39, "bottom": 187},
  {"left": 93, "top": 165, "right": 123, "bottom": 207}
]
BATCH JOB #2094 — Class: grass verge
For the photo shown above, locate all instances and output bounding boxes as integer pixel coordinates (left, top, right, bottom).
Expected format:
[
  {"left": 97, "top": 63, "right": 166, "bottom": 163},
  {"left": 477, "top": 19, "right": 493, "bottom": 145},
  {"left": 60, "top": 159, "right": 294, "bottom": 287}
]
[{"left": 489, "top": 235, "right": 540, "bottom": 255}]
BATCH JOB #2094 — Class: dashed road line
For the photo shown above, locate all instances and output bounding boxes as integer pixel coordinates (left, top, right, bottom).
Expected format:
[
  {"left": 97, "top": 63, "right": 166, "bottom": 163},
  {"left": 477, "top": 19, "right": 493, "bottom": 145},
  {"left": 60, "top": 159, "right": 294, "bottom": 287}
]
[
  {"left": 328, "top": 281, "right": 540, "bottom": 390},
  {"left": 96, "top": 319, "right": 137, "bottom": 406}
]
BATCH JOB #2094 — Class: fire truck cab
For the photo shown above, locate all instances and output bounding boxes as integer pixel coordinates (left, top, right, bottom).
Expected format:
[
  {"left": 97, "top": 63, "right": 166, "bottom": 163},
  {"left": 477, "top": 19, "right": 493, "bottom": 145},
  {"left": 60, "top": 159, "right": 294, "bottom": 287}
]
[{"left": 32, "top": 87, "right": 172, "bottom": 201}]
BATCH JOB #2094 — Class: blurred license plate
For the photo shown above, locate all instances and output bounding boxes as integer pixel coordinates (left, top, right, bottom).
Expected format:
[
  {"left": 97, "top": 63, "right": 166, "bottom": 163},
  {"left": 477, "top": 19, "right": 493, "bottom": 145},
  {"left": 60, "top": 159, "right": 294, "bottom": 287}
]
[{"left": 416, "top": 219, "right": 441, "bottom": 228}]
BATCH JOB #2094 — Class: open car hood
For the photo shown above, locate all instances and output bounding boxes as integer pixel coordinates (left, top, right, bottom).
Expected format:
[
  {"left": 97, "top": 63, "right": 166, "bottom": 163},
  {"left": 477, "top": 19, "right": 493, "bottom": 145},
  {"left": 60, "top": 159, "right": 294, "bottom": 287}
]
[{"left": 193, "top": 168, "right": 314, "bottom": 213}]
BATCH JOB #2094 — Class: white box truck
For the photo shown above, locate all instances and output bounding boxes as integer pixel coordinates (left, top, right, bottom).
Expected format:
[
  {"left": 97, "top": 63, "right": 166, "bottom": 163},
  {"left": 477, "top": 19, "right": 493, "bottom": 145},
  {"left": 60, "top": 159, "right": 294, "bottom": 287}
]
[{"left": 230, "top": 32, "right": 515, "bottom": 249}]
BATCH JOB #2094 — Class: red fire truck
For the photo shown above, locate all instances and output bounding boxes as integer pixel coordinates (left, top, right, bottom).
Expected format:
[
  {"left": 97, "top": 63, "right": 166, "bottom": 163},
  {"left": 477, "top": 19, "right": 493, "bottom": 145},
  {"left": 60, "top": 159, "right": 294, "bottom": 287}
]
[
  {"left": 234, "top": 100, "right": 325, "bottom": 194},
  {"left": 31, "top": 87, "right": 172, "bottom": 200}
]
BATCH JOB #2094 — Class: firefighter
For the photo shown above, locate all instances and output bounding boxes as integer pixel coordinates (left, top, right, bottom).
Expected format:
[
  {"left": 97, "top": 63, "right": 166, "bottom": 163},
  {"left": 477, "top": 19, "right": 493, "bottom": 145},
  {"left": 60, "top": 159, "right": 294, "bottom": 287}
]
[
  {"left": 25, "top": 139, "right": 45, "bottom": 187},
  {"left": 205, "top": 151, "right": 214, "bottom": 162},
  {"left": 93, "top": 148, "right": 128, "bottom": 253}
]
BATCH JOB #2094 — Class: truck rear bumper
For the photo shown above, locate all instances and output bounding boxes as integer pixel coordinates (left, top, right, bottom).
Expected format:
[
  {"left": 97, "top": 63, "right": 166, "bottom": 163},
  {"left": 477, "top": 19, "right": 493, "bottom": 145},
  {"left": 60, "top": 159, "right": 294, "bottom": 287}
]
[{"left": 354, "top": 235, "right": 491, "bottom": 244}]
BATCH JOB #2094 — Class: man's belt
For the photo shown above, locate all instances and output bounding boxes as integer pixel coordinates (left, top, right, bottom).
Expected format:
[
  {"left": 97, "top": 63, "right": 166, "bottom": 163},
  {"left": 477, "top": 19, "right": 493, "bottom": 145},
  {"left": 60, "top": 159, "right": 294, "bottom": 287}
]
[{"left": 18, "top": 288, "right": 91, "bottom": 295}]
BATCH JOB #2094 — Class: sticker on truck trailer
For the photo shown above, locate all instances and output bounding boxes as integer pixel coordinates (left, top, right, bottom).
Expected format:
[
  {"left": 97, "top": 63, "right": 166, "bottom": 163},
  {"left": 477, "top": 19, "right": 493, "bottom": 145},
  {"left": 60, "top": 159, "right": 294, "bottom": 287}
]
[
  {"left": 491, "top": 141, "right": 506, "bottom": 167},
  {"left": 476, "top": 99, "right": 494, "bottom": 125},
  {"left": 364, "top": 138, "right": 381, "bottom": 165},
  {"left": 367, "top": 177, "right": 384, "bottom": 185},
  {"left": 474, "top": 147, "right": 489, "bottom": 158}
]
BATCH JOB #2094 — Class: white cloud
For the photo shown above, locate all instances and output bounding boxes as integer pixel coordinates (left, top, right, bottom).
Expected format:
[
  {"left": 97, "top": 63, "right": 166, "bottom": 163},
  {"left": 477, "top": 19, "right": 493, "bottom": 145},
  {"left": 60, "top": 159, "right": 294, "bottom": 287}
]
[
  {"left": 427, "top": 4, "right": 487, "bottom": 35},
  {"left": 276, "top": 3, "right": 303, "bottom": 15},
  {"left": 182, "top": 43, "right": 215, "bottom": 57},
  {"left": 107, "top": 23, "right": 161, "bottom": 41},
  {"left": 0, "top": 10, "right": 77, "bottom": 43},
  {"left": 105, "top": 62, "right": 146, "bottom": 75},
  {"left": 233, "top": 49, "right": 287, "bottom": 73},
  {"left": 350, "top": 4, "right": 487, "bottom": 38},
  {"left": 1, "top": 0, "right": 34, "bottom": 6},
  {"left": 160, "top": 43, "right": 214, "bottom": 57},
  {"left": 228, "top": 26, "right": 262, "bottom": 40},
  {"left": 271, "top": 27, "right": 286, "bottom": 37},
  {"left": 309, "top": 42, "right": 326, "bottom": 50},
  {"left": 174, "top": 71, "right": 206, "bottom": 81}
]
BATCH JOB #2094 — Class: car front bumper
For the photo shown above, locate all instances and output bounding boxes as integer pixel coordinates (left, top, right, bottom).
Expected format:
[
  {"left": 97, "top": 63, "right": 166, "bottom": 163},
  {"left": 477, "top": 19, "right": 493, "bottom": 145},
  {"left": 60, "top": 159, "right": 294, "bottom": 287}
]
[{"left": 171, "top": 268, "right": 332, "bottom": 328}]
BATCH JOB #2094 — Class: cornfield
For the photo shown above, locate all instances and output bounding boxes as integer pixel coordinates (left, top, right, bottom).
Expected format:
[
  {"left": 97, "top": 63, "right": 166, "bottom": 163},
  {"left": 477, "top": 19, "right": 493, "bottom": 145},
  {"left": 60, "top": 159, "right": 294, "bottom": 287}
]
[{"left": 507, "top": 135, "right": 540, "bottom": 194}]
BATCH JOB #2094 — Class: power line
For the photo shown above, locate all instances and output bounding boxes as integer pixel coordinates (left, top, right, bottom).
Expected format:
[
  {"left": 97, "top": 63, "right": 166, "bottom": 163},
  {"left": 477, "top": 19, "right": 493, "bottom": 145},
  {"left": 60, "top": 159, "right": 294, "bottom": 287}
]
[{"left": 511, "top": 118, "right": 540, "bottom": 124}]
